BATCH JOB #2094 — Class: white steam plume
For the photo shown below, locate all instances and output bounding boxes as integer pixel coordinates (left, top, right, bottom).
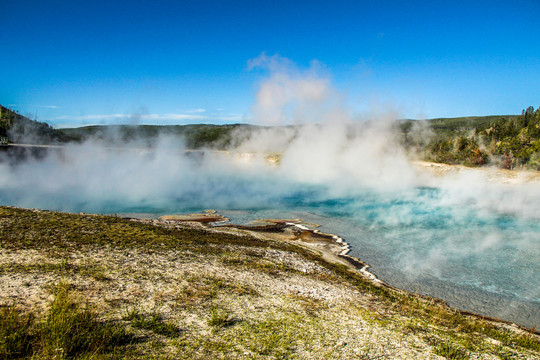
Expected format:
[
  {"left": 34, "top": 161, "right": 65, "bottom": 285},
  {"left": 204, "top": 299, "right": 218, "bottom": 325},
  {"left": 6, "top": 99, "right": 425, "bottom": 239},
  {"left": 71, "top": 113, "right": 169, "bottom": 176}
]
[{"left": 0, "top": 55, "right": 539, "bottom": 327}]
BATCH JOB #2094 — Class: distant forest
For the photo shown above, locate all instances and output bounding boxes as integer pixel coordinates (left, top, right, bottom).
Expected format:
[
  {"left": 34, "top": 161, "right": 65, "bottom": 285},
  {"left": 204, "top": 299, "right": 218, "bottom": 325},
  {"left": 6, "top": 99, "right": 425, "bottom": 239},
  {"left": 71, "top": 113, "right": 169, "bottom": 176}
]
[
  {"left": 2, "top": 104, "right": 540, "bottom": 170},
  {"left": 401, "top": 106, "right": 540, "bottom": 169},
  {"left": 0, "top": 105, "right": 68, "bottom": 144}
]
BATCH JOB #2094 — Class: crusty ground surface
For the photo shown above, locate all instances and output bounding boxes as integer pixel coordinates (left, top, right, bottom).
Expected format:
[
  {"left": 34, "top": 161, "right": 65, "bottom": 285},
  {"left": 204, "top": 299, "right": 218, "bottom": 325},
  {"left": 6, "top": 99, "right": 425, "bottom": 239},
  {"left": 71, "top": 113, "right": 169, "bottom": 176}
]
[{"left": 1, "top": 210, "right": 538, "bottom": 359}]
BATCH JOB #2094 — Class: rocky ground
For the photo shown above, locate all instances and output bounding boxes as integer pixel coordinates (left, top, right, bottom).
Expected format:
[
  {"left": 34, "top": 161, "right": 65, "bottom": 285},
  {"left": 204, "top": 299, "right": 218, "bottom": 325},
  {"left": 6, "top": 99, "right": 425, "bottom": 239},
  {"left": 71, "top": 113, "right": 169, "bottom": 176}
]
[{"left": 0, "top": 206, "right": 539, "bottom": 359}]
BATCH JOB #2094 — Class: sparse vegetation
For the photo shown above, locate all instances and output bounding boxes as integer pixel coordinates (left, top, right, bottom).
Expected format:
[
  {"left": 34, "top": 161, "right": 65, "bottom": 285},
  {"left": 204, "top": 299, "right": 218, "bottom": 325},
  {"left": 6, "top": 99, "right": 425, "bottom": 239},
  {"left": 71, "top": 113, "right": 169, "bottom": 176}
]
[
  {"left": 0, "top": 206, "right": 539, "bottom": 359},
  {"left": 207, "top": 306, "right": 235, "bottom": 328},
  {"left": 124, "top": 308, "right": 182, "bottom": 338},
  {"left": 427, "top": 337, "right": 469, "bottom": 359},
  {"left": 0, "top": 282, "right": 130, "bottom": 359}
]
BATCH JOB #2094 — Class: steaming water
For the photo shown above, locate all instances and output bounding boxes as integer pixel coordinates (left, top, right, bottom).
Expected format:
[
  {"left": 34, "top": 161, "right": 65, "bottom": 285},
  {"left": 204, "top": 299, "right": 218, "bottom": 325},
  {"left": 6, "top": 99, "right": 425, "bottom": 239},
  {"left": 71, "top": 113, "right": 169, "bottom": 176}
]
[
  {"left": 217, "top": 186, "right": 540, "bottom": 328},
  {"left": 0, "top": 148, "right": 539, "bottom": 328}
]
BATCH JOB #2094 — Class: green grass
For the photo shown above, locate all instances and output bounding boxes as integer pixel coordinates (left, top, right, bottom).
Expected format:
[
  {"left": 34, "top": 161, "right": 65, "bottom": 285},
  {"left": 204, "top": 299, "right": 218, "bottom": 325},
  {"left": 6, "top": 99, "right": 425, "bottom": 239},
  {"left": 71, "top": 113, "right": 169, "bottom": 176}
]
[
  {"left": 39, "top": 283, "right": 129, "bottom": 358},
  {"left": 123, "top": 309, "right": 182, "bottom": 338},
  {"left": 0, "top": 207, "right": 272, "bottom": 253},
  {"left": 176, "top": 312, "right": 313, "bottom": 359},
  {"left": 427, "top": 337, "right": 470, "bottom": 359},
  {"left": 0, "top": 282, "right": 130, "bottom": 359},
  {"left": 207, "top": 307, "right": 235, "bottom": 329},
  {"left": 0, "top": 306, "right": 35, "bottom": 359},
  {"left": 288, "top": 293, "right": 328, "bottom": 317},
  {"left": 0, "top": 261, "right": 110, "bottom": 281},
  {"left": 175, "top": 274, "right": 259, "bottom": 309}
]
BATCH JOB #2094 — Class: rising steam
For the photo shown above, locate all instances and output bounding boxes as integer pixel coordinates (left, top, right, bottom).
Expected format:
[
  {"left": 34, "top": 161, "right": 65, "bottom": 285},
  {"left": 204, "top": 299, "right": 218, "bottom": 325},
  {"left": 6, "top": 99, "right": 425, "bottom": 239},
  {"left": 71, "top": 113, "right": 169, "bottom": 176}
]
[{"left": 0, "top": 54, "right": 539, "bottom": 327}]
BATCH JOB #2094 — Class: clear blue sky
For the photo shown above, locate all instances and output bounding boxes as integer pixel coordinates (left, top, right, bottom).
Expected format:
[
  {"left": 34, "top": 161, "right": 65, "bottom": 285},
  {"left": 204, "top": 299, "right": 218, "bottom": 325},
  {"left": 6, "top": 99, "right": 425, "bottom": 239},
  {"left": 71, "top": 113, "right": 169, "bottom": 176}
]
[{"left": 1, "top": 0, "right": 539, "bottom": 127}]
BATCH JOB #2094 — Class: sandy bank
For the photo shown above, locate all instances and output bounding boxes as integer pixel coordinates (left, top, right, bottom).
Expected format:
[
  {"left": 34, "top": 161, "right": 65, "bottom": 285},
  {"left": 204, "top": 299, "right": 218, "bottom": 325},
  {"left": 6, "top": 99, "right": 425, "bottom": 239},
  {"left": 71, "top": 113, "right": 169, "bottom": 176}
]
[{"left": 413, "top": 161, "right": 540, "bottom": 184}]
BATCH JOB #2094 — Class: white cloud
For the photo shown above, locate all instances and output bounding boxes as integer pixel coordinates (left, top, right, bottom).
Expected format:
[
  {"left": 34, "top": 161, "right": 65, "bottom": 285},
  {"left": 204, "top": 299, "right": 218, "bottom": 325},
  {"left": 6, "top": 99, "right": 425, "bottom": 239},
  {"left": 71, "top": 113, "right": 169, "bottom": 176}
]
[
  {"left": 51, "top": 112, "right": 242, "bottom": 126},
  {"left": 154, "top": 113, "right": 206, "bottom": 120},
  {"left": 185, "top": 108, "right": 206, "bottom": 113},
  {"left": 54, "top": 114, "right": 126, "bottom": 121}
]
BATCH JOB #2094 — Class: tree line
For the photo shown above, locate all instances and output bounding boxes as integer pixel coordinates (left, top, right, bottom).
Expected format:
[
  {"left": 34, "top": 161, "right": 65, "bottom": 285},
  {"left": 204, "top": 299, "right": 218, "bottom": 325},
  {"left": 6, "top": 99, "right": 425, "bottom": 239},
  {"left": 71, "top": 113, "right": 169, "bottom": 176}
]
[
  {"left": 419, "top": 106, "right": 540, "bottom": 170},
  {"left": 0, "top": 105, "right": 68, "bottom": 144},
  {"left": 3, "top": 103, "right": 540, "bottom": 170}
]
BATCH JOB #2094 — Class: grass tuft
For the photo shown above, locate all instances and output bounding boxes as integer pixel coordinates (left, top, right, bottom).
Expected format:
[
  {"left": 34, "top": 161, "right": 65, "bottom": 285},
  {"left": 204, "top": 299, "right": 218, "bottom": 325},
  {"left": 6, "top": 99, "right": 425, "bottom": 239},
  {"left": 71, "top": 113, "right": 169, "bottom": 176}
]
[
  {"left": 40, "top": 282, "right": 129, "bottom": 358},
  {"left": 289, "top": 293, "right": 327, "bottom": 317},
  {"left": 207, "top": 307, "right": 235, "bottom": 329},
  {"left": 124, "top": 308, "right": 182, "bottom": 338},
  {"left": 0, "top": 306, "right": 35, "bottom": 359},
  {"left": 176, "top": 275, "right": 259, "bottom": 309},
  {"left": 427, "top": 337, "right": 469, "bottom": 359},
  {"left": 0, "top": 282, "right": 131, "bottom": 359}
]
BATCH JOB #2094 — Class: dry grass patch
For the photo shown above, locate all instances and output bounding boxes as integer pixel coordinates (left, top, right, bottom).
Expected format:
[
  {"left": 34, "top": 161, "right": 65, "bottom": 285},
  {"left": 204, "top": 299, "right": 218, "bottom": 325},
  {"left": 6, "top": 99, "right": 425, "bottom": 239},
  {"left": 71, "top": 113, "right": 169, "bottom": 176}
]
[{"left": 176, "top": 274, "right": 260, "bottom": 309}]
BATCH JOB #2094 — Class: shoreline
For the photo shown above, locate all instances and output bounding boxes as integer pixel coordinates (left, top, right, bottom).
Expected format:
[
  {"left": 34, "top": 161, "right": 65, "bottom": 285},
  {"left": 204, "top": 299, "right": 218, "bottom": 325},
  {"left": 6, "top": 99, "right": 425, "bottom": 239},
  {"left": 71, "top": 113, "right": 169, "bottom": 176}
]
[
  {"left": 413, "top": 160, "right": 540, "bottom": 184},
  {"left": 3, "top": 205, "right": 539, "bottom": 358},
  {"left": 152, "top": 210, "right": 539, "bottom": 335}
]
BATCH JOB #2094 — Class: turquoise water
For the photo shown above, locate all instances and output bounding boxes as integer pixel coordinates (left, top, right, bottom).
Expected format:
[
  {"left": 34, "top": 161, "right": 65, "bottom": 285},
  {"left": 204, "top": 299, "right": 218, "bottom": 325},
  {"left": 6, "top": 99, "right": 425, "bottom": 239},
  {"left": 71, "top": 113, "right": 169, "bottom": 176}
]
[
  {"left": 1, "top": 149, "right": 538, "bottom": 328},
  {"left": 216, "top": 186, "right": 540, "bottom": 328}
]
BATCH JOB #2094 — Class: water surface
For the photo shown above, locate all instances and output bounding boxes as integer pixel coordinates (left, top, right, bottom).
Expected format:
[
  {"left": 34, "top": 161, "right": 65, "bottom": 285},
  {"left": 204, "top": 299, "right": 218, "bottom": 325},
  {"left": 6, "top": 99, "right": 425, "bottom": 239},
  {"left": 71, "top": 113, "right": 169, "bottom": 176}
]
[
  {"left": 1, "top": 148, "right": 538, "bottom": 327},
  {"left": 214, "top": 186, "right": 539, "bottom": 328}
]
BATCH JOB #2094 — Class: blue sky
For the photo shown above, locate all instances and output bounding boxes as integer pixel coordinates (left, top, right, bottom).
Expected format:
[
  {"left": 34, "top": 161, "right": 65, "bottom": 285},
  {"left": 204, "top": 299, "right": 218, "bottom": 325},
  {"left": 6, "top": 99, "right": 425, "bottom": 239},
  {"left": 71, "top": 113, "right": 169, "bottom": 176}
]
[{"left": 1, "top": 0, "right": 539, "bottom": 127}]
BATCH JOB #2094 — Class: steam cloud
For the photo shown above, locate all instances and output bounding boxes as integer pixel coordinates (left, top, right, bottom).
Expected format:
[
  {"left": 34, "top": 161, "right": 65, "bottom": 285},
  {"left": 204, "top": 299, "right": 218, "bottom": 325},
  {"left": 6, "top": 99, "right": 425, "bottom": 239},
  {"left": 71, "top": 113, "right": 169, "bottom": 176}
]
[
  {"left": 1, "top": 54, "right": 539, "bottom": 240},
  {"left": 1, "top": 54, "right": 539, "bottom": 326}
]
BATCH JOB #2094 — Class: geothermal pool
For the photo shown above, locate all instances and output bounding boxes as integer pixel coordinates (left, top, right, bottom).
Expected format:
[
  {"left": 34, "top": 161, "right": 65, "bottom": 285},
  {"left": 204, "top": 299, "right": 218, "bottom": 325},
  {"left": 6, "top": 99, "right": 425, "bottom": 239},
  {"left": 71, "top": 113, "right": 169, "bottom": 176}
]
[
  {"left": 0, "top": 146, "right": 539, "bottom": 328},
  {"left": 216, "top": 186, "right": 540, "bottom": 329}
]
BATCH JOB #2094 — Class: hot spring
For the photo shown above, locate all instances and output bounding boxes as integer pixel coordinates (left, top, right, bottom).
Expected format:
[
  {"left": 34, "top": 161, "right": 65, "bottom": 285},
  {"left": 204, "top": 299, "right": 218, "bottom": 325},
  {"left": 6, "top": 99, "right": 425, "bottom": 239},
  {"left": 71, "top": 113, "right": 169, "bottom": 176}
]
[{"left": 0, "top": 141, "right": 539, "bottom": 328}]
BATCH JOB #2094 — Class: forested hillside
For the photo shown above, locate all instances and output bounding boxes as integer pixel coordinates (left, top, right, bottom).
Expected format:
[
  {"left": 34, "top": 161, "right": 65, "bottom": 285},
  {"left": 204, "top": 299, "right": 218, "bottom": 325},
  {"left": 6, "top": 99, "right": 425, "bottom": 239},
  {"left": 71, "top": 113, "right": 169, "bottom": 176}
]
[
  {"left": 3, "top": 103, "right": 540, "bottom": 169},
  {"left": 410, "top": 106, "right": 540, "bottom": 169},
  {"left": 0, "top": 106, "right": 251, "bottom": 148},
  {"left": 0, "top": 106, "right": 68, "bottom": 144},
  {"left": 57, "top": 123, "right": 253, "bottom": 149}
]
